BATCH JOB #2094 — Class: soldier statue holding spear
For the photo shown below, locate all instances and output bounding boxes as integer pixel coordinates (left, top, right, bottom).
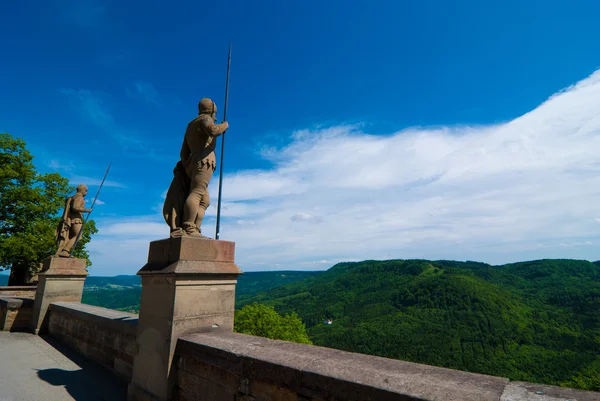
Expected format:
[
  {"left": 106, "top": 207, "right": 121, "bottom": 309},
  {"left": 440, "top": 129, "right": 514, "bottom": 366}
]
[
  {"left": 54, "top": 164, "right": 111, "bottom": 257},
  {"left": 163, "top": 43, "right": 231, "bottom": 239}
]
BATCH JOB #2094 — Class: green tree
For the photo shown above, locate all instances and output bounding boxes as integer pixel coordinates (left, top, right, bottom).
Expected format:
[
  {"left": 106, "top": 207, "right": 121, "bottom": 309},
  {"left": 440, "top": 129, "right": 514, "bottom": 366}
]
[
  {"left": 0, "top": 133, "right": 98, "bottom": 285},
  {"left": 234, "top": 303, "right": 312, "bottom": 344}
]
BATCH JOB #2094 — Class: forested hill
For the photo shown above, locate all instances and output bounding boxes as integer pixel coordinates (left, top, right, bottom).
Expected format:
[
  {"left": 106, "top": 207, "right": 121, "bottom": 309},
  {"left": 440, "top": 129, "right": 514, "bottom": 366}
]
[
  {"left": 81, "top": 270, "right": 321, "bottom": 312},
  {"left": 239, "top": 259, "right": 600, "bottom": 391}
]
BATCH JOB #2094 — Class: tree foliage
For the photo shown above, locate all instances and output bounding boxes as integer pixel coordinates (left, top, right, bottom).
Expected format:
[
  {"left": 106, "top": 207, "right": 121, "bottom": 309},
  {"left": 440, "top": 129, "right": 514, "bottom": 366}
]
[
  {"left": 234, "top": 303, "right": 312, "bottom": 344},
  {"left": 0, "top": 133, "right": 97, "bottom": 284}
]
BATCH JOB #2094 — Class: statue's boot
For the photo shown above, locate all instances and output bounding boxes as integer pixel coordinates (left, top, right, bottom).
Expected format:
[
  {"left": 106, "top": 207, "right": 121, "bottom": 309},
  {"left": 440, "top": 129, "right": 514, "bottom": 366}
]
[
  {"left": 182, "top": 222, "right": 212, "bottom": 239},
  {"left": 58, "top": 249, "right": 71, "bottom": 258},
  {"left": 183, "top": 222, "right": 202, "bottom": 238},
  {"left": 170, "top": 228, "right": 185, "bottom": 238}
]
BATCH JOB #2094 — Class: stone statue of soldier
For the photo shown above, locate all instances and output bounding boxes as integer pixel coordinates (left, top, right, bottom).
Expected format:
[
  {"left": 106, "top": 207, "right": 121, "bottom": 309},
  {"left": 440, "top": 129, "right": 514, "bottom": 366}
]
[
  {"left": 54, "top": 184, "right": 92, "bottom": 257},
  {"left": 163, "top": 98, "right": 228, "bottom": 238}
]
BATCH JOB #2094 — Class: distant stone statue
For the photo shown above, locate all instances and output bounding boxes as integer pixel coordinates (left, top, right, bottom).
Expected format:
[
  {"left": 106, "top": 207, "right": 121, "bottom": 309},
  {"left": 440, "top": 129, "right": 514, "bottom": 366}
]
[
  {"left": 163, "top": 98, "right": 228, "bottom": 238},
  {"left": 54, "top": 184, "right": 91, "bottom": 257}
]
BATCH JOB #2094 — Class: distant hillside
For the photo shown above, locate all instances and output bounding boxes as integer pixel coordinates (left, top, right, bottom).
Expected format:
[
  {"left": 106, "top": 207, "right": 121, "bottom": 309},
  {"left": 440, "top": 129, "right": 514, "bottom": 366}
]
[
  {"left": 239, "top": 259, "right": 600, "bottom": 391},
  {"left": 1, "top": 270, "right": 320, "bottom": 311},
  {"left": 81, "top": 270, "right": 320, "bottom": 313},
  {"left": 85, "top": 275, "right": 141, "bottom": 289}
]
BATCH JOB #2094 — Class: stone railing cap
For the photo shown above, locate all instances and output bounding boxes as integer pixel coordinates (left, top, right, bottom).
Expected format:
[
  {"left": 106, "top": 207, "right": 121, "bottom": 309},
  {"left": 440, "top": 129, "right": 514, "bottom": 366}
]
[
  {"left": 0, "top": 286, "right": 37, "bottom": 290},
  {"left": 49, "top": 302, "right": 138, "bottom": 335},
  {"left": 178, "top": 331, "right": 599, "bottom": 401},
  {"left": 0, "top": 296, "right": 34, "bottom": 309}
]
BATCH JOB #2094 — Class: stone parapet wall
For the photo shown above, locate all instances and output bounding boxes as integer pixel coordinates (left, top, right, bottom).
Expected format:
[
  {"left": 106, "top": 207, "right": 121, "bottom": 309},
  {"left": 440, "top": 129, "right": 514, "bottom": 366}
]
[
  {"left": 47, "top": 302, "right": 138, "bottom": 381},
  {"left": 176, "top": 330, "right": 599, "bottom": 401},
  {"left": 0, "top": 297, "right": 34, "bottom": 331},
  {"left": 0, "top": 286, "right": 37, "bottom": 299}
]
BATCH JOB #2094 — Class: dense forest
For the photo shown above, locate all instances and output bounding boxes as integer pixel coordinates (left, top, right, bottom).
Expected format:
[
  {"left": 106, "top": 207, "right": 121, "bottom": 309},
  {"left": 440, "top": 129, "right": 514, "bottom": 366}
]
[{"left": 239, "top": 259, "right": 600, "bottom": 391}]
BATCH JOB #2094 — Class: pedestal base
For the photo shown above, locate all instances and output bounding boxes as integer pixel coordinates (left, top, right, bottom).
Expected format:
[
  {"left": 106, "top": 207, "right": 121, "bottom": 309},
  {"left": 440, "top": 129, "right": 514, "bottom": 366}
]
[
  {"left": 128, "top": 237, "right": 242, "bottom": 401},
  {"left": 29, "top": 257, "right": 87, "bottom": 334}
]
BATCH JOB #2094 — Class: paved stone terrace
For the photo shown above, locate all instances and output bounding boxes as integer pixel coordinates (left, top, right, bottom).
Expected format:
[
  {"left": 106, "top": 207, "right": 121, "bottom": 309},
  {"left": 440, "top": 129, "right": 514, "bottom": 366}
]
[{"left": 0, "top": 332, "right": 127, "bottom": 401}]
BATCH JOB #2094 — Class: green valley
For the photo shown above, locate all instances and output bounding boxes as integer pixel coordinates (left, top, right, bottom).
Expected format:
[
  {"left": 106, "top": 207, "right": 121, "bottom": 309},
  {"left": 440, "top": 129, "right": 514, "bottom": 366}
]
[{"left": 239, "top": 259, "right": 600, "bottom": 391}]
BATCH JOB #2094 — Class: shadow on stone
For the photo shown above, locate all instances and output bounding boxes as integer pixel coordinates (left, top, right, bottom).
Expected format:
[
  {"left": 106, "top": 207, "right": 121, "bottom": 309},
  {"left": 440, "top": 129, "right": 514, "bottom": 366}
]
[
  {"left": 36, "top": 335, "right": 128, "bottom": 401},
  {"left": 36, "top": 369, "right": 93, "bottom": 401}
]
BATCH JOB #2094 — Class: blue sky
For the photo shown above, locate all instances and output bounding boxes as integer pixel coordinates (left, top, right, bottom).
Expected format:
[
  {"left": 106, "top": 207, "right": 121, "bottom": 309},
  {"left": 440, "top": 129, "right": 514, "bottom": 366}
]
[{"left": 2, "top": 0, "right": 600, "bottom": 276}]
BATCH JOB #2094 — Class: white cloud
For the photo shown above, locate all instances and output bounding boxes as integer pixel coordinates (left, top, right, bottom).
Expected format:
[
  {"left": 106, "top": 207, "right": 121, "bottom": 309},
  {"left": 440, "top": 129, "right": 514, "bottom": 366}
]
[
  {"left": 70, "top": 175, "right": 126, "bottom": 189},
  {"left": 290, "top": 213, "right": 324, "bottom": 224},
  {"left": 87, "top": 70, "right": 600, "bottom": 275},
  {"left": 126, "top": 81, "right": 160, "bottom": 106},
  {"left": 559, "top": 241, "right": 593, "bottom": 248},
  {"left": 48, "top": 159, "right": 75, "bottom": 171}
]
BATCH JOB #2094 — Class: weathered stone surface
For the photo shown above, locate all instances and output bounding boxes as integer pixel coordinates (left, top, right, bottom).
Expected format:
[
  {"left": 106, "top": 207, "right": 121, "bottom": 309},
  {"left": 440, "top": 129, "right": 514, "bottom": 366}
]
[
  {"left": 30, "top": 257, "right": 88, "bottom": 334},
  {"left": 50, "top": 302, "right": 138, "bottom": 335},
  {"left": 129, "top": 237, "right": 242, "bottom": 401},
  {"left": 178, "top": 370, "right": 236, "bottom": 400},
  {"left": 0, "top": 297, "right": 33, "bottom": 331},
  {"left": 500, "top": 381, "right": 599, "bottom": 401},
  {"left": 47, "top": 302, "right": 138, "bottom": 382},
  {"left": 174, "top": 332, "right": 600, "bottom": 401},
  {"left": 178, "top": 331, "right": 510, "bottom": 401},
  {"left": 0, "top": 332, "right": 128, "bottom": 401},
  {"left": 177, "top": 353, "right": 241, "bottom": 391},
  {"left": 0, "top": 286, "right": 37, "bottom": 299},
  {"left": 251, "top": 380, "right": 298, "bottom": 401},
  {"left": 0, "top": 296, "right": 34, "bottom": 310},
  {"left": 39, "top": 256, "right": 88, "bottom": 276},
  {"left": 141, "top": 237, "right": 241, "bottom": 274}
]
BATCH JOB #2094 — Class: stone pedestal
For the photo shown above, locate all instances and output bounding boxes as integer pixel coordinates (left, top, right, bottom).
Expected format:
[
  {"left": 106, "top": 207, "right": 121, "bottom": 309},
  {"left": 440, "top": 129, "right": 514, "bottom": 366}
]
[
  {"left": 128, "top": 237, "right": 243, "bottom": 401},
  {"left": 29, "top": 257, "right": 88, "bottom": 335}
]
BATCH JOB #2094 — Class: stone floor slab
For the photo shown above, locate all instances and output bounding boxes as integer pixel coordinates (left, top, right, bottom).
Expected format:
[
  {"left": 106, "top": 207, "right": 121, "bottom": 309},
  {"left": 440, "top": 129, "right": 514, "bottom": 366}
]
[{"left": 0, "top": 332, "right": 127, "bottom": 401}]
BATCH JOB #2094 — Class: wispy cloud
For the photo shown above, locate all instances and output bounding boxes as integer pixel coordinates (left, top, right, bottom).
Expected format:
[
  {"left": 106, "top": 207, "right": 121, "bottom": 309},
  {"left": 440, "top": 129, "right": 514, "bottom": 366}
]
[
  {"left": 58, "top": 88, "right": 159, "bottom": 155},
  {"left": 48, "top": 159, "right": 75, "bottom": 172},
  {"left": 69, "top": 175, "right": 126, "bottom": 189},
  {"left": 87, "top": 69, "right": 600, "bottom": 275},
  {"left": 59, "top": 88, "right": 114, "bottom": 127},
  {"left": 126, "top": 81, "right": 160, "bottom": 107},
  {"left": 290, "top": 213, "right": 324, "bottom": 224}
]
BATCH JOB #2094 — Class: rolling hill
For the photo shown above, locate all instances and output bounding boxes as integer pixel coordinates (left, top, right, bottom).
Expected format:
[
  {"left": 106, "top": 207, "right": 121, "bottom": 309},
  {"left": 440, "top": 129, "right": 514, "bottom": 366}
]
[
  {"left": 239, "top": 259, "right": 600, "bottom": 391},
  {"left": 81, "top": 270, "right": 321, "bottom": 313}
]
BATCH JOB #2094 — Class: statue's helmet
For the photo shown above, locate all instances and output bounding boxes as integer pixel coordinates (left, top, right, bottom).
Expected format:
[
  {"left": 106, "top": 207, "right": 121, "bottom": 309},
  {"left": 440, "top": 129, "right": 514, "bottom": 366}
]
[
  {"left": 198, "top": 98, "right": 217, "bottom": 116},
  {"left": 76, "top": 184, "right": 88, "bottom": 193}
]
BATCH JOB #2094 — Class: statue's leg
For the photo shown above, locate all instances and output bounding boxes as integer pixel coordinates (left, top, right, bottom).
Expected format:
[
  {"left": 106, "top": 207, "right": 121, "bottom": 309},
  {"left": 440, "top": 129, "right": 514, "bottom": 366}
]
[
  {"left": 196, "top": 184, "right": 211, "bottom": 231},
  {"left": 55, "top": 226, "right": 70, "bottom": 256},
  {"left": 54, "top": 242, "right": 65, "bottom": 256},
  {"left": 61, "top": 223, "right": 82, "bottom": 256},
  {"left": 182, "top": 163, "right": 213, "bottom": 235}
]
